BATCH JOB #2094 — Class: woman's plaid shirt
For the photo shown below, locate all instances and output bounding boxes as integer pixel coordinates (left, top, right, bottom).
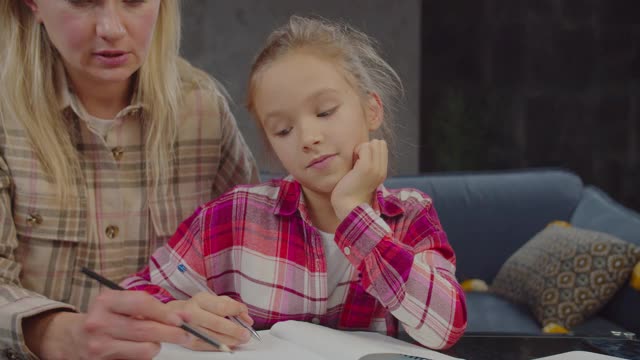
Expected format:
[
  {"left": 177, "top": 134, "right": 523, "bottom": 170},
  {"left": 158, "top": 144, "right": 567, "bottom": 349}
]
[{"left": 0, "top": 75, "right": 258, "bottom": 357}]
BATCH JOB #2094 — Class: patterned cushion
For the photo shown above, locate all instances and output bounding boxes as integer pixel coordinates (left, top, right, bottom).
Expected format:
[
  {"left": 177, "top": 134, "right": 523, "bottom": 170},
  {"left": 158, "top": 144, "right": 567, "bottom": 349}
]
[{"left": 491, "top": 224, "right": 640, "bottom": 329}]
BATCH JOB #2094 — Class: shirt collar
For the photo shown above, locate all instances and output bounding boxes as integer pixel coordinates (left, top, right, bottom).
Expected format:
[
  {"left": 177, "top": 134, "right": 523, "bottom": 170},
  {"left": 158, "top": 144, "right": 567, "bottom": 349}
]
[
  {"left": 55, "top": 60, "right": 145, "bottom": 120},
  {"left": 273, "top": 176, "right": 405, "bottom": 218}
]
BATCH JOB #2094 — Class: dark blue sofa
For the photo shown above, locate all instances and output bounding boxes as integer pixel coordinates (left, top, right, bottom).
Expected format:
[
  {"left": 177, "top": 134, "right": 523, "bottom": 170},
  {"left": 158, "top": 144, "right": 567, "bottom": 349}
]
[{"left": 384, "top": 168, "right": 640, "bottom": 336}]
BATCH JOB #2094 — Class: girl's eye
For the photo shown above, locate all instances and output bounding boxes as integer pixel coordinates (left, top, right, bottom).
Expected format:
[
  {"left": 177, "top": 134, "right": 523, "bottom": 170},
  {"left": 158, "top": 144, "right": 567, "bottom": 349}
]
[
  {"left": 66, "top": 0, "right": 93, "bottom": 5},
  {"left": 275, "top": 127, "right": 292, "bottom": 137},
  {"left": 67, "top": 0, "right": 146, "bottom": 6},
  {"left": 317, "top": 106, "right": 338, "bottom": 118}
]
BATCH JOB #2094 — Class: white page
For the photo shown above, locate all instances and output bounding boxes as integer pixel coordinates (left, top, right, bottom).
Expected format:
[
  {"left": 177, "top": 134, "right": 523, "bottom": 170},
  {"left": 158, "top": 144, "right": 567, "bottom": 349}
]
[
  {"left": 155, "top": 321, "right": 463, "bottom": 360},
  {"left": 532, "top": 351, "right": 628, "bottom": 360},
  {"left": 155, "top": 330, "right": 324, "bottom": 360},
  {"left": 270, "top": 321, "right": 463, "bottom": 360}
]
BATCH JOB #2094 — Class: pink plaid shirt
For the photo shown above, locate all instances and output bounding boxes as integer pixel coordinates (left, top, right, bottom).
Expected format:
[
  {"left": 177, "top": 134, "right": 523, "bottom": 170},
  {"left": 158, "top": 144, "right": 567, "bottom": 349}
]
[{"left": 122, "top": 176, "right": 467, "bottom": 349}]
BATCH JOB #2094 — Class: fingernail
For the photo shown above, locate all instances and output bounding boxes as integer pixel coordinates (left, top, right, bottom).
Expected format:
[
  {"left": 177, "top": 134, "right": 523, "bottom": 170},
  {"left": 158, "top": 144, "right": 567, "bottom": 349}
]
[
  {"left": 183, "top": 332, "right": 192, "bottom": 344},
  {"left": 243, "top": 330, "right": 251, "bottom": 341},
  {"left": 169, "top": 314, "right": 183, "bottom": 326}
]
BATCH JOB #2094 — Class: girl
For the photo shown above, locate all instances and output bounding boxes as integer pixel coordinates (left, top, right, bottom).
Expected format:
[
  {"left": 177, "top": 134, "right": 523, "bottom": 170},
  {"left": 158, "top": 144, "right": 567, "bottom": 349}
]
[
  {"left": 0, "top": 1, "right": 257, "bottom": 359},
  {"left": 123, "top": 16, "right": 467, "bottom": 351}
]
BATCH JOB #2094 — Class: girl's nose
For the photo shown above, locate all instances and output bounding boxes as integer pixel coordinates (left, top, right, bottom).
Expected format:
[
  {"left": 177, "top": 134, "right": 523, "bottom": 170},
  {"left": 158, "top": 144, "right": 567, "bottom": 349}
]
[
  {"left": 96, "top": 5, "right": 126, "bottom": 41},
  {"left": 301, "top": 127, "right": 323, "bottom": 151}
]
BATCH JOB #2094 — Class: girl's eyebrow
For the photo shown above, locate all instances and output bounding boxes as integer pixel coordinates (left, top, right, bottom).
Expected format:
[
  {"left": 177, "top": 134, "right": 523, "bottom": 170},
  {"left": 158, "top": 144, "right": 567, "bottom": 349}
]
[
  {"left": 262, "top": 113, "right": 286, "bottom": 129},
  {"left": 263, "top": 88, "right": 341, "bottom": 123},
  {"left": 307, "top": 88, "right": 340, "bottom": 102},
  {"left": 264, "top": 88, "right": 340, "bottom": 119}
]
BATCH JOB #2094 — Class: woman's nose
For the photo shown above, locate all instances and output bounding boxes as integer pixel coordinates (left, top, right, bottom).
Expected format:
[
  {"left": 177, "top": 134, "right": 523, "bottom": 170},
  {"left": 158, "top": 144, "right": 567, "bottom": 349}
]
[{"left": 96, "top": 5, "right": 126, "bottom": 41}]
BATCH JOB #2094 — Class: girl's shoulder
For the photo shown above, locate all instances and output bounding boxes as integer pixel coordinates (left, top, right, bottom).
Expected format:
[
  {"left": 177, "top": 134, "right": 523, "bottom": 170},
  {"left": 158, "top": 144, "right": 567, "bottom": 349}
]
[{"left": 199, "top": 178, "right": 286, "bottom": 210}]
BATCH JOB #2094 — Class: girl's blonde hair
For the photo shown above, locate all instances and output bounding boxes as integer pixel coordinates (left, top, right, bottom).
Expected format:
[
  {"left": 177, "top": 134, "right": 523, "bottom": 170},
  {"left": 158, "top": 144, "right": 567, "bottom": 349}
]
[
  {"left": 0, "top": 0, "right": 218, "bottom": 200},
  {"left": 247, "top": 16, "right": 404, "bottom": 146}
]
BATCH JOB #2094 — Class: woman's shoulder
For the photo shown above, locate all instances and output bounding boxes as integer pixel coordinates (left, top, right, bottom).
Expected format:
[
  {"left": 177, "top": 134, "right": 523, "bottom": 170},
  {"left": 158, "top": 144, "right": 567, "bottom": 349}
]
[
  {"left": 173, "top": 58, "right": 234, "bottom": 135},
  {"left": 177, "top": 58, "right": 227, "bottom": 104}
]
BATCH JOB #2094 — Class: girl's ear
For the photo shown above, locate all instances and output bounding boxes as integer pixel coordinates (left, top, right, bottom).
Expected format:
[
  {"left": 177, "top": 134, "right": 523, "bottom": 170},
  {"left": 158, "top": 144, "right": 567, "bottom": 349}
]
[
  {"left": 365, "top": 92, "right": 384, "bottom": 131},
  {"left": 23, "top": 0, "right": 41, "bottom": 22}
]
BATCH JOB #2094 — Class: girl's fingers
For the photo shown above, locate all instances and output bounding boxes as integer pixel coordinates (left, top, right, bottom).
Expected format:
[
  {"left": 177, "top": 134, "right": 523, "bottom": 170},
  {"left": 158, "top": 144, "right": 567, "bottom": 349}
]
[
  {"left": 195, "top": 294, "right": 248, "bottom": 318},
  {"left": 355, "top": 141, "right": 372, "bottom": 170},
  {"left": 187, "top": 302, "right": 250, "bottom": 342},
  {"left": 238, "top": 312, "right": 254, "bottom": 326},
  {"left": 184, "top": 327, "right": 249, "bottom": 351},
  {"left": 379, "top": 140, "right": 388, "bottom": 180}
]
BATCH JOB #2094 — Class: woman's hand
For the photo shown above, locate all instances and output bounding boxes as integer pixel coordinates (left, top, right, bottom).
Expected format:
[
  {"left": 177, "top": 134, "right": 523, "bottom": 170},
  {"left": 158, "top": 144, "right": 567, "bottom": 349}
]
[
  {"left": 165, "top": 292, "right": 254, "bottom": 351},
  {"left": 331, "top": 139, "right": 388, "bottom": 220},
  {"left": 24, "top": 290, "right": 191, "bottom": 360}
]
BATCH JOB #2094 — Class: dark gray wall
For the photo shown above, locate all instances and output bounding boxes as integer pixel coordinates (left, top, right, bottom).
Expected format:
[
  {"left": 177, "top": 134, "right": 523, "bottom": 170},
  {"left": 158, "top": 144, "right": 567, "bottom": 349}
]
[
  {"left": 181, "top": 1, "right": 421, "bottom": 175},
  {"left": 420, "top": 0, "right": 640, "bottom": 211}
]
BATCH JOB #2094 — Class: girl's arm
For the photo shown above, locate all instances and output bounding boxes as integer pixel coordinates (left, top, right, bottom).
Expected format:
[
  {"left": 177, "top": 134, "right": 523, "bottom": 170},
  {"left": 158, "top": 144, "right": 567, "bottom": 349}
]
[
  {"left": 121, "top": 202, "right": 253, "bottom": 349},
  {"left": 120, "top": 207, "right": 206, "bottom": 302},
  {"left": 334, "top": 196, "right": 467, "bottom": 350}
]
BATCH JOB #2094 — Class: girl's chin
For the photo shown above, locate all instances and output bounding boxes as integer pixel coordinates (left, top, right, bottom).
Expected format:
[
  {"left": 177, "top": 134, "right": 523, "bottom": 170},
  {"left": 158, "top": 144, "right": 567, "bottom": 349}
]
[{"left": 300, "top": 182, "right": 337, "bottom": 197}]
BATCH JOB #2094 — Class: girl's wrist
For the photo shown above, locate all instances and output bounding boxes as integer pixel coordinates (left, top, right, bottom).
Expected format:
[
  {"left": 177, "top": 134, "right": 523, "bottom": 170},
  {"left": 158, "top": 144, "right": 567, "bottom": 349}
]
[{"left": 333, "top": 198, "right": 366, "bottom": 220}]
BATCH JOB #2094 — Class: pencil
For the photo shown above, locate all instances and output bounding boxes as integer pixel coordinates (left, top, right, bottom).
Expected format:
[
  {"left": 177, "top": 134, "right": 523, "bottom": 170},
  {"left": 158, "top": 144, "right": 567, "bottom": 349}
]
[
  {"left": 176, "top": 263, "right": 262, "bottom": 341},
  {"left": 80, "top": 267, "right": 232, "bottom": 353}
]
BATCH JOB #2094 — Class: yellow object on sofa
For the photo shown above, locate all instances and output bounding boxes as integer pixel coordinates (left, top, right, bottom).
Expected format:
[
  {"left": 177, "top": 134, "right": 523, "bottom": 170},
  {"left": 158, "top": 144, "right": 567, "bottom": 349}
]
[
  {"left": 631, "top": 262, "right": 640, "bottom": 291},
  {"left": 460, "top": 279, "right": 489, "bottom": 292}
]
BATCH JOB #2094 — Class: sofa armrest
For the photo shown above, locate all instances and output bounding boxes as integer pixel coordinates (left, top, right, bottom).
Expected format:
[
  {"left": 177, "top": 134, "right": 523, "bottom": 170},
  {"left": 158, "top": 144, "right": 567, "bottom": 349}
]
[{"left": 571, "top": 185, "right": 640, "bottom": 334}]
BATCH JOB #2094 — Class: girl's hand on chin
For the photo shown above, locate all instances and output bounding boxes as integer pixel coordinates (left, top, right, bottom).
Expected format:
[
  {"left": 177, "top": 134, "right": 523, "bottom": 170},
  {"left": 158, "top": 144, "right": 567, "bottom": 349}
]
[{"left": 330, "top": 139, "right": 388, "bottom": 220}]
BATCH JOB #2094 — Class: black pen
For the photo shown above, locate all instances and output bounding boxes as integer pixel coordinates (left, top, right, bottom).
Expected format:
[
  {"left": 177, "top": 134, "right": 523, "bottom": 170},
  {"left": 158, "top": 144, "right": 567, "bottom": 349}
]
[{"left": 80, "top": 267, "right": 232, "bottom": 353}]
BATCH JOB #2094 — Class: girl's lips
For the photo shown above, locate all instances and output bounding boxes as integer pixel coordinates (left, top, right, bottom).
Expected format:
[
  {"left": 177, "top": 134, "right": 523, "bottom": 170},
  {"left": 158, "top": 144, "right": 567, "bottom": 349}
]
[{"left": 307, "top": 154, "right": 336, "bottom": 169}]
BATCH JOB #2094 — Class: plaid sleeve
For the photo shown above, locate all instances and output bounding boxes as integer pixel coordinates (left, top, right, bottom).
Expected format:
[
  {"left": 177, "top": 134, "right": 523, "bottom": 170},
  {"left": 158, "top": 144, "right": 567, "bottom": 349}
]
[
  {"left": 0, "top": 156, "right": 75, "bottom": 359},
  {"left": 121, "top": 206, "right": 206, "bottom": 303},
  {"left": 210, "top": 91, "right": 259, "bottom": 197},
  {"left": 335, "top": 200, "right": 467, "bottom": 350}
]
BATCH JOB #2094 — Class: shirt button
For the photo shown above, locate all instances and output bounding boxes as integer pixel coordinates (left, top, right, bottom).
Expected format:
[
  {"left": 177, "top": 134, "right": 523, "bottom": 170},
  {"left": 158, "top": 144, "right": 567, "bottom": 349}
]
[
  {"left": 105, "top": 225, "right": 119, "bottom": 239},
  {"left": 26, "top": 213, "right": 43, "bottom": 226},
  {"left": 4, "top": 349, "right": 22, "bottom": 360},
  {"left": 311, "top": 317, "right": 320, "bottom": 324},
  {"left": 111, "top": 146, "right": 124, "bottom": 161},
  {"left": 343, "top": 246, "right": 351, "bottom": 256}
]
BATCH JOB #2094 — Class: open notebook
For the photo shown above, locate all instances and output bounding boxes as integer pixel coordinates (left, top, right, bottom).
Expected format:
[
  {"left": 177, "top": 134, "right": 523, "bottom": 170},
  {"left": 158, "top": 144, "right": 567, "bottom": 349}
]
[
  {"left": 533, "top": 351, "right": 628, "bottom": 360},
  {"left": 155, "top": 320, "right": 463, "bottom": 360}
]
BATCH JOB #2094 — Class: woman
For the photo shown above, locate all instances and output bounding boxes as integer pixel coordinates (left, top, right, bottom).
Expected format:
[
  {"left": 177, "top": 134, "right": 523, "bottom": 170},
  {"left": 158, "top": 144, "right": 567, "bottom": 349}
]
[{"left": 0, "top": 1, "right": 258, "bottom": 359}]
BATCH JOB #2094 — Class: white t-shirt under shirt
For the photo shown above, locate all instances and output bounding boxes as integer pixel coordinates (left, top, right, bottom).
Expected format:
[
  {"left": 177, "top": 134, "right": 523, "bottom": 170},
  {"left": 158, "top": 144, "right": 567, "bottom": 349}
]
[{"left": 317, "top": 229, "right": 353, "bottom": 295}]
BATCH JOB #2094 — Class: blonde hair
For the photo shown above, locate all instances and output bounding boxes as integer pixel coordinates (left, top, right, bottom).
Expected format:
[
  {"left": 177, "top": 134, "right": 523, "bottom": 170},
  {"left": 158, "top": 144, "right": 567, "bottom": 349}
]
[
  {"left": 0, "top": 0, "right": 218, "bottom": 200},
  {"left": 247, "top": 16, "right": 404, "bottom": 146}
]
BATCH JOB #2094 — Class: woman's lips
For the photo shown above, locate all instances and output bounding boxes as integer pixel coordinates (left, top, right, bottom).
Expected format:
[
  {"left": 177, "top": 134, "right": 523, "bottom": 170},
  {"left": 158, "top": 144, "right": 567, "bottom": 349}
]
[{"left": 94, "top": 51, "right": 129, "bottom": 67}]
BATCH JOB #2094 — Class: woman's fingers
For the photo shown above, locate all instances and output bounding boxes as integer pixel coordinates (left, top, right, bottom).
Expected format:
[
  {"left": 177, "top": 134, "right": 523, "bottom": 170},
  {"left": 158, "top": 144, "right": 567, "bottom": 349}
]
[
  {"left": 93, "top": 290, "right": 184, "bottom": 326},
  {"left": 90, "top": 311, "right": 190, "bottom": 345},
  {"left": 86, "top": 337, "right": 162, "bottom": 360},
  {"left": 85, "top": 290, "right": 190, "bottom": 348}
]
